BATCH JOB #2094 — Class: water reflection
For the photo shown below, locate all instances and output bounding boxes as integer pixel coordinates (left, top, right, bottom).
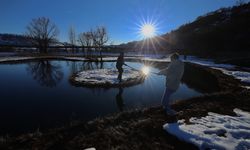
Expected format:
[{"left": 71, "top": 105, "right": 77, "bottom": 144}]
[
  {"left": 0, "top": 61, "right": 206, "bottom": 135},
  {"left": 27, "top": 60, "right": 64, "bottom": 87},
  {"left": 69, "top": 61, "right": 105, "bottom": 74},
  {"left": 116, "top": 87, "right": 125, "bottom": 111}
]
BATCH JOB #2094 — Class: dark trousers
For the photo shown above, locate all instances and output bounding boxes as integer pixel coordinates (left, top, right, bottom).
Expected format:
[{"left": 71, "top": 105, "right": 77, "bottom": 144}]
[
  {"left": 161, "top": 88, "right": 175, "bottom": 108},
  {"left": 117, "top": 68, "right": 123, "bottom": 82}
]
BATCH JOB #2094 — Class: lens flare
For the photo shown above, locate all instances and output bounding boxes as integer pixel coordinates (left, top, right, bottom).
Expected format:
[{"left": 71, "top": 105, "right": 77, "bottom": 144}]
[
  {"left": 132, "top": 15, "right": 165, "bottom": 53},
  {"left": 140, "top": 23, "right": 156, "bottom": 38},
  {"left": 142, "top": 66, "right": 150, "bottom": 75},
  {"left": 136, "top": 18, "right": 159, "bottom": 39}
]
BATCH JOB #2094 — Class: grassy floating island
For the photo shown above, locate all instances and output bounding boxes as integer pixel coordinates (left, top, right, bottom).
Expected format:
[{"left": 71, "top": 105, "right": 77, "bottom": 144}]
[{"left": 70, "top": 68, "right": 147, "bottom": 88}]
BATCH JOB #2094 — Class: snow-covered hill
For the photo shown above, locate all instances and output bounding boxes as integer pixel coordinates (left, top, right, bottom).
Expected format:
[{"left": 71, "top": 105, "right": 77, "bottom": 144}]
[{"left": 0, "top": 33, "right": 32, "bottom": 46}]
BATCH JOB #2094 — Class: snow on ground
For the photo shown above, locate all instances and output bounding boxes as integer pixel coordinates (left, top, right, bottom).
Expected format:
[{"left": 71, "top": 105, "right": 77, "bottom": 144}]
[
  {"left": 73, "top": 68, "right": 144, "bottom": 86},
  {"left": 84, "top": 148, "right": 96, "bottom": 150},
  {"left": 163, "top": 109, "right": 250, "bottom": 150},
  {"left": 0, "top": 56, "right": 36, "bottom": 62},
  {"left": 185, "top": 56, "right": 250, "bottom": 89},
  {"left": 141, "top": 57, "right": 170, "bottom": 62},
  {"left": 215, "top": 68, "right": 250, "bottom": 85},
  {"left": 185, "top": 56, "right": 236, "bottom": 70}
]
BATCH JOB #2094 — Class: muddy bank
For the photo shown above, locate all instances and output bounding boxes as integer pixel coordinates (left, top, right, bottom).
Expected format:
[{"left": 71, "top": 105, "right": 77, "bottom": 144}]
[{"left": 0, "top": 63, "right": 249, "bottom": 150}]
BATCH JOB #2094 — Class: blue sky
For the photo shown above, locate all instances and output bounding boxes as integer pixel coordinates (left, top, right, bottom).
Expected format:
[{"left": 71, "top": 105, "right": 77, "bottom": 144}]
[{"left": 0, "top": 0, "right": 236, "bottom": 44}]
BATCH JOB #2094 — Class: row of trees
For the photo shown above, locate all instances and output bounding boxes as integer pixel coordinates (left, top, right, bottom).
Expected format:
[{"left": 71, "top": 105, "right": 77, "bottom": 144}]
[
  {"left": 70, "top": 26, "right": 109, "bottom": 60},
  {"left": 26, "top": 17, "right": 109, "bottom": 57}
]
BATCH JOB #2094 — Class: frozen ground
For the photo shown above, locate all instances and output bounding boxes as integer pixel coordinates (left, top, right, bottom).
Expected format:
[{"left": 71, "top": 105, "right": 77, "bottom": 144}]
[
  {"left": 72, "top": 68, "right": 145, "bottom": 86},
  {"left": 163, "top": 109, "right": 250, "bottom": 150}
]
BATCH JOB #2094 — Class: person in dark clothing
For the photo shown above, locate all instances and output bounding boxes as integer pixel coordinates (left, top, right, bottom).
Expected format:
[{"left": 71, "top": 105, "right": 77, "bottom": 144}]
[{"left": 116, "top": 52, "right": 125, "bottom": 82}]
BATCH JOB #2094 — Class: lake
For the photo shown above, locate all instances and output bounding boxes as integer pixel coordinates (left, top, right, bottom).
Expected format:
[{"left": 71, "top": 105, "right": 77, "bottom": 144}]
[{"left": 0, "top": 60, "right": 202, "bottom": 135}]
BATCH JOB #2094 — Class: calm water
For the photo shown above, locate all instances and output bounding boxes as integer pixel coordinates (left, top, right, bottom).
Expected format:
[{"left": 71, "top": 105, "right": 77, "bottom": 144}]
[{"left": 0, "top": 60, "right": 202, "bottom": 135}]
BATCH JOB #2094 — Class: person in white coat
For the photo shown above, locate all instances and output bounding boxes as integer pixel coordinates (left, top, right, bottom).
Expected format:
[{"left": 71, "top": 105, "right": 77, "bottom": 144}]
[{"left": 158, "top": 53, "right": 184, "bottom": 115}]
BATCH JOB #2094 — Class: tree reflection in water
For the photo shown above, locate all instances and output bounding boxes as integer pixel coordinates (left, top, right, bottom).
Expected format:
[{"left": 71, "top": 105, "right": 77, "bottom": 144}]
[
  {"left": 27, "top": 60, "right": 63, "bottom": 87},
  {"left": 69, "top": 61, "right": 105, "bottom": 74}
]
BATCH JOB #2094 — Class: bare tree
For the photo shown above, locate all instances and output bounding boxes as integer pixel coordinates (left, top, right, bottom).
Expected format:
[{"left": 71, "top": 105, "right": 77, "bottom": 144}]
[
  {"left": 78, "top": 31, "right": 93, "bottom": 47},
  {"left": 91, "top": 26, "right": 109, "bottom": 61},
  {"left": 26, "top": 17, "right": 59, "bottom": 53},
  {"left": 68, "top": 26, "right": 77, "bottom": 52},
  {"left": 78, "top": 31, "right": 93, "bottom": 57}
]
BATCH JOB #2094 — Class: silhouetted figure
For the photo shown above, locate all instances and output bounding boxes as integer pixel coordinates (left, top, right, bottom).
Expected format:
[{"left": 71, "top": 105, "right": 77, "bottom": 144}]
[
  {"left": 116, "top": 87, "right": 124, "bottom": 111},
  {"left": 158, "top": 53, "right": 184, "bottom": 115},
  {"left": 116, "top": 52, "right": 125, "bottom": 83}
]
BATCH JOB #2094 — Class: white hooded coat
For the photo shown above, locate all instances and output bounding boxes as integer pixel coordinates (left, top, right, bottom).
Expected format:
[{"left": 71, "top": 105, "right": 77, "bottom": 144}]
[{"left": 159, "top": 59, "right": 184, "bottom": 91}]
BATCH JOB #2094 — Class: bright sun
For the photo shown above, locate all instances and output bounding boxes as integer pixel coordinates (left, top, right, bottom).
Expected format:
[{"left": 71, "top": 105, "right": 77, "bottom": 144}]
[
  {"left": 140, "top": 24, "right": 156, "bottom": 38},
  {"left": 142, "top": 66, "right": 150, "bottom": 75}
]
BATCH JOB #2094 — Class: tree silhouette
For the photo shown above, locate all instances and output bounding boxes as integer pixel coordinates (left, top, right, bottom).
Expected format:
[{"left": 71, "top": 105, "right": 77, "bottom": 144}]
[
  {"left": 78, "top": 31, "right": 93, "bottom": 57},
  {"left": 91, "top": 26, "right": 109, "bottom": 61},
  {"left": 26, "top": 17, "right": 59, "bottom": 53}
]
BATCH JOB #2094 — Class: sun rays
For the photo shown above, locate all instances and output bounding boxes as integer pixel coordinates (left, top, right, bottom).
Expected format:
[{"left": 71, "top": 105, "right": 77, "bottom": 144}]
[
  {"left": 140, "top": 23, "right": 156, "bottom": 38},
  {"left": 141, "top": 66, "right": 150, "bottom": 75},
  {"left": 133, "top": 15, "right": 166, "bottom": 54}
]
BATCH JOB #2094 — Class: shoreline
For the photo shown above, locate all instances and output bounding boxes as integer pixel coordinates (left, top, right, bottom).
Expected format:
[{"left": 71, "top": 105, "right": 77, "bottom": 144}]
[{"left": 0, "top": 56, "right": 249, "bottom": 149}]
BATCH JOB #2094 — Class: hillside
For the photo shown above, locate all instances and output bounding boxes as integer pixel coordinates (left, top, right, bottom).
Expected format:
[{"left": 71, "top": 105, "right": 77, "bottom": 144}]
[
  {"left": 0, "top": 34, "right": 32, "bottom": 46},
  {"left": 120, "top": 3, "right": 250, "bottom": 57}
]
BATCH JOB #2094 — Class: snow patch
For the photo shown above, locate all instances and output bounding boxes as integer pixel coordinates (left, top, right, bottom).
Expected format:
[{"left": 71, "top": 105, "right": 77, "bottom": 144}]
[
  {"left": 84, "top": 148, "right": 96, "bottom": 150},
  {"left": 219, "top": 69, "right": 250, "bottom": 84},
  {"left": 0, "top": 56, "right": 36, "bottom": 62},
  {"left": 186, "top": 57, "right": 235, "bottom": 70},
  {"left": 72, "top": 68, "right": 145, "bottom": 87},
  {"left": 141, "top": 57, "right": 170, "bottom": 62},
  {"left": 214, "top": 67, "right": 250, "bottom": 89},
  {"left": 186, "top": 56, "right": 250, "bottom": 89},
  {"left": 163, "top": 109, "right": 250, "bottom": 150}
]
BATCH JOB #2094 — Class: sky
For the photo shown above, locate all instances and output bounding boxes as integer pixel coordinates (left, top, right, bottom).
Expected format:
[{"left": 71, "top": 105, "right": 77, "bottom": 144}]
[{"left": 0, "top": 0, "right": 237, "bottom": 44}]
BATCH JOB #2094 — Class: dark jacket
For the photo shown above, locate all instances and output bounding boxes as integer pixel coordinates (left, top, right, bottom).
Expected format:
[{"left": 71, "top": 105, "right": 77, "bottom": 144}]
[{"left": 116, "top": 55, "right": 124, "bottom": 69}]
